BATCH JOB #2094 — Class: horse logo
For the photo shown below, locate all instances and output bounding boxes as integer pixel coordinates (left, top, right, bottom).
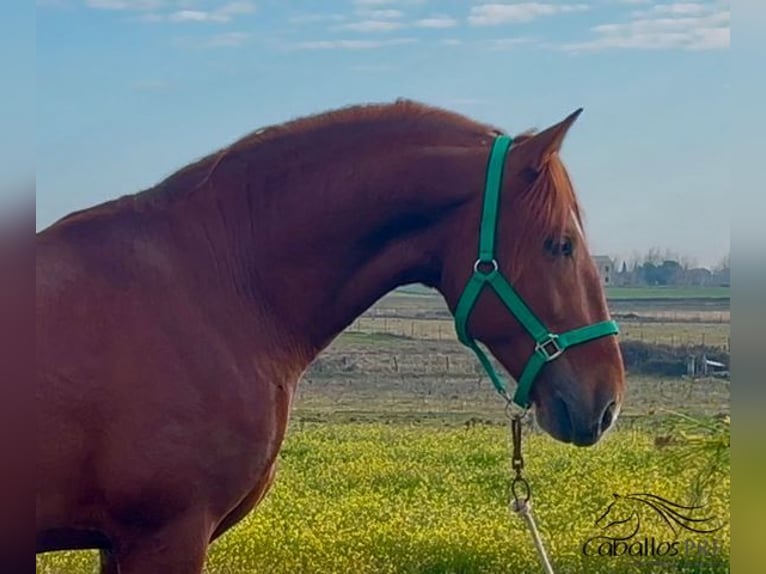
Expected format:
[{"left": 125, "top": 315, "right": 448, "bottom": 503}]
[
  {"left": 582, "top": 491, "right": 727, "bottom": 563},
  {"left": 593, "top": 492, "right": 725, "bottom": 541}
]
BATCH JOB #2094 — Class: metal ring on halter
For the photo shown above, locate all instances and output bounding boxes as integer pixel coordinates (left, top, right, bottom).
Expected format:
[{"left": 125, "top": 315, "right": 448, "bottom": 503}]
[
  {"left": 512, "top": 476, "right": 531, "bottom": 504},
  {"left": 473, "top": 258, "right": 499, "bottom": 274},
  {"left": 504, "top": 398, "right": 530, "bottom": 420}
]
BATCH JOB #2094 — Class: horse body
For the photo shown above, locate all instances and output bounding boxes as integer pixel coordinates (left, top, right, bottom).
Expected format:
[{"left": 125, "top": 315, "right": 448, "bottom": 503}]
[
  {"left": 36, "top": 197, "right": 309, "bottom": 569},
  {"left": 35, "top": 100, "right": 625, "bottom": 572}
]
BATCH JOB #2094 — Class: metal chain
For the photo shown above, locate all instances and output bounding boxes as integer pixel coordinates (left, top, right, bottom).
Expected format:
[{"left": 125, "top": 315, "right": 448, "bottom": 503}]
[{"left": 505, "top": 403, "right": 556, "bottom": 574}]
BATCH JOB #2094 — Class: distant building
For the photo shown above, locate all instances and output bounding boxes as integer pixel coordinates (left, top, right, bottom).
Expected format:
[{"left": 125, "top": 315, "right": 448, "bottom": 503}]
[{"left": 592, "top": 255, "right": 615, "bottom": 286}]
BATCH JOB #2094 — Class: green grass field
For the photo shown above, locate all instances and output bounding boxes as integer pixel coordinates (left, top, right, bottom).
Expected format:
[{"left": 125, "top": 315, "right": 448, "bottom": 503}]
[
  {"left": 396, "top": 285, "right": 730, "bottom": 301},
  {"left": 36, "top": 364, "right": 731, "bottom": 574},
  {"left": 605, "top": 286, "right": 730, "bottom": 300},
  {"left": 36, "top": 423, "right": 729, "bottom": 574}
]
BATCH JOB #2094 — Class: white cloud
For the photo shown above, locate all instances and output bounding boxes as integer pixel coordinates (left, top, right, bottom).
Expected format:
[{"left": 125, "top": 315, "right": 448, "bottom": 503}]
[
  {"left": 288, "top": 13, "right": 346, "bottom": 25},
  {"left": 217, "top": 1, "right": 255, "bottom": 17},
  {"left": 562, "top": 7, "right": 730, "bottom": 52},
  {"left": 86, "top": 0, "right": 164, "bottom": 9},
  {"left": 143, "top": 1, "right": 255, "bottom": 23},
  {"left": 336, "top": 11, "right": 456, "bottom": 32},
  {"left": 469, "top": 3, "right": 589, "bottom": 26},
  {"left": 335, "top": 19, "right": 404, "bottom": 32},
  {"left": 352, "top": 0, "right": 425, "bottom": 5},
  {"left": 290, "top": 37, "right": 417, "bottom": 50},
  {"left": 686, "top": 25, "right": 728, "bottom": 49},
  {"left": 89, "top": 0, "right": 256, "bottom": 24},
  {"left": 365, "top": 9, "right": 403, "bottom": 19},
  {"left": 633, "top": 2, "right": 710, "bottom": 17},
  {"left": 415, "top": 16, "right": 458, "bottom": 28},
  {"left": 169, "top": 9, "right": 214, "bottom": 22}
]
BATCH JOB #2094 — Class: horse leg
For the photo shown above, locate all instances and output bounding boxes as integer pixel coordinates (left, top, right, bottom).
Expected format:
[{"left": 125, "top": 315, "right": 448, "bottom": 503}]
[
  {"left": 211, "top": 461, "right": 278, "bottom": 542},
  {"left": 99, "top": 548, "right": 118, "bottom": 574},
  {"left": 114, "top": 517, "right": 210, "bottom": 574}
]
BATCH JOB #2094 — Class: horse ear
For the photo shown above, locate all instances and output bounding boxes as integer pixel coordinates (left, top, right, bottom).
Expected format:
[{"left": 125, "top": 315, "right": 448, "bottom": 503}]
[{"left": 514, "top": 108, "right": 583, "bottom": 170}]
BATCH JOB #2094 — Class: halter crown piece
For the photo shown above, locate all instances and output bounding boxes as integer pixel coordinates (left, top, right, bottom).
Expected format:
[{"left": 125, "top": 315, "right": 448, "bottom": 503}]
[{"left": 453, "top": 135, "right": 620, "bottom": 409}]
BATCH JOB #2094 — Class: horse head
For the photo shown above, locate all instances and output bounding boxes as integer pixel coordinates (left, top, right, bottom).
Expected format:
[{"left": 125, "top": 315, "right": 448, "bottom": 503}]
[{"left": 439, "top": 110, "right": 625, "bottom": 446}]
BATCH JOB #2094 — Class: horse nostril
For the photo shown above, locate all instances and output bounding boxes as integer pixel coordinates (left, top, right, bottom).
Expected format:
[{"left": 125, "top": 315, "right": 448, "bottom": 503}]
[{"left": 601, "top": 400, "right": 617, "bottom": 430}]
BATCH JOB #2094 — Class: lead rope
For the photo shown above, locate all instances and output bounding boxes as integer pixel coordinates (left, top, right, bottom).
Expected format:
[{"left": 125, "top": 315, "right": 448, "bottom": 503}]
[{"left": 506, "top": 403, "right": 556, "bottom": 574}]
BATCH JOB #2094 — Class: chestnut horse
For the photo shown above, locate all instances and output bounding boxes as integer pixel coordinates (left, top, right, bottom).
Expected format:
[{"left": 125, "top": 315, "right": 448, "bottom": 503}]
[{"left": 36, "top": 100, "right": 625, "bottom": 572}]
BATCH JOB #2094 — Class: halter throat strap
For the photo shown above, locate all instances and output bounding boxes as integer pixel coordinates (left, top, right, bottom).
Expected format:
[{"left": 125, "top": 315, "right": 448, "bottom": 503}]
[{"left": 453, "top": 135, "right": 619, "bottom": 409}]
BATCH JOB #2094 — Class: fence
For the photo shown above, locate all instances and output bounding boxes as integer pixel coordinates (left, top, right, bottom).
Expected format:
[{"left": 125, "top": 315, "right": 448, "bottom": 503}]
[
  {"left": 346, "top": 315, "right": 731, "bottom": 351},
  {"left": 310, "top": 340, "right": 730, "bottom": 382},
  {"left": 612, "top": 310, "right": 729, "bottom": 323},
  {"left": 309, "top": 350, "right": 489, "bottom": 378}
]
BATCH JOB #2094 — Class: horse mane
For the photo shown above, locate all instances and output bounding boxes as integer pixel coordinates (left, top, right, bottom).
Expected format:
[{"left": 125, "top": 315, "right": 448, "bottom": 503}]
[
  {"left": 233, "top": 99, "right": 499, "bottom": 150},
  {"left": 51, "top": 100, "right": 585, "bottom": 254},
  {"left": 157, "top": 99, "right": 503, "bottom": 197}
]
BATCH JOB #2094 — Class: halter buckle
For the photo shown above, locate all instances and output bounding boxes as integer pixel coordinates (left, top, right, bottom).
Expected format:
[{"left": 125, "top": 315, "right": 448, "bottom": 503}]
[{"left": 535, "top": 334, "right": 563, "bottom": 362}]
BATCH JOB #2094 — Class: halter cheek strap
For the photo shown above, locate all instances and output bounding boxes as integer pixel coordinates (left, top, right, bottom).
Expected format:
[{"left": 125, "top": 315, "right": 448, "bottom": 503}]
[{"left": 453, "top": 135, "right": 620, "bottom": 409}]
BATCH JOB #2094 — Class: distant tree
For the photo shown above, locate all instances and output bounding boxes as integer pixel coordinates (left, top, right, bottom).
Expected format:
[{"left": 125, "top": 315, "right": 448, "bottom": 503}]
[
  {"left": 627, "top": 250, "right": 643, "bottom": 272},
  {"left": 658, "top": 260, "right": 684, "bottom": 285},
  {"left": 620, "top": 248, "right": 723, "bottom": 286},
  {"left": 713, "top": 253, "right": 730, "bottom": 272},
  {"left": 679, "top": 255, "right": 698, "bottom": 271},
  {"left": 661, "top": 248, "right": 681, "bottom": 263},
  {"left": 641, "top": 261, "right": 658, "bottom": 285},
  {"left": 645, "top": 246, "right": 664, "bottom": 265},
  {"left": 712, "top": 253, "right": 730, "bottom": 286}
]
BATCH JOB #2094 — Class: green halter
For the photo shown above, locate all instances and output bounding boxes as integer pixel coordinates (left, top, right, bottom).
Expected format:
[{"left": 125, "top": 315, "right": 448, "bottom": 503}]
[{"left": 453, "top": 135, "right": 620, "bottom": 409}]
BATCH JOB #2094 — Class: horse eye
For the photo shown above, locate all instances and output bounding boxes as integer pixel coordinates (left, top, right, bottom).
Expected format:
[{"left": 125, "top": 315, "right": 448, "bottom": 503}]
[
  {"left": 544, "top": 238, "right": 559, "bottom": 255},
  {"left": 561, "top": 238, "right": 574, "bottom": 257},
  {"left": 544, "top": 237, "right": 573, "bottom": 257}
]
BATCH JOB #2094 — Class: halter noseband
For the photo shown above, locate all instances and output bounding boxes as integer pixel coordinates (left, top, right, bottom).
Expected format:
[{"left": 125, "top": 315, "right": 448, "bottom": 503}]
[{"left": 453, "top": 135, "right": 620, "bottom": 409}]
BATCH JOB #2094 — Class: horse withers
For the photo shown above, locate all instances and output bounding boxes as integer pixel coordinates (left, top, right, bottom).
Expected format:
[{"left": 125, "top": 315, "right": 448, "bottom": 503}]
[{"left": 35, "top": 100, "right": 625, "bottom": 572}]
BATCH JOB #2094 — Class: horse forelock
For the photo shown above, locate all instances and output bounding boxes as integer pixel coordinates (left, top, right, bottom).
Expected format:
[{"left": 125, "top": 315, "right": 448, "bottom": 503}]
[{"left": 504, "top": 140, "right": 586, "bottom": 283}]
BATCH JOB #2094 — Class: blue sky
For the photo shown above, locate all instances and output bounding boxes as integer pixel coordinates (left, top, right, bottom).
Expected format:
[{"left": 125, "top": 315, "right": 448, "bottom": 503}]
[
  {"left": 1, "top": 2, "right": 34, "bottom": 199},
  {"left": 35, "top": 0, "right": 730, "bottom": 267}
]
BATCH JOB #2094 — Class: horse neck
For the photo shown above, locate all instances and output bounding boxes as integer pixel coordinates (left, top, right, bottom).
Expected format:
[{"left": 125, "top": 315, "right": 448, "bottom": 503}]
[{"left": 164, "top": 129, "right": 485, "bottom": 365}]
